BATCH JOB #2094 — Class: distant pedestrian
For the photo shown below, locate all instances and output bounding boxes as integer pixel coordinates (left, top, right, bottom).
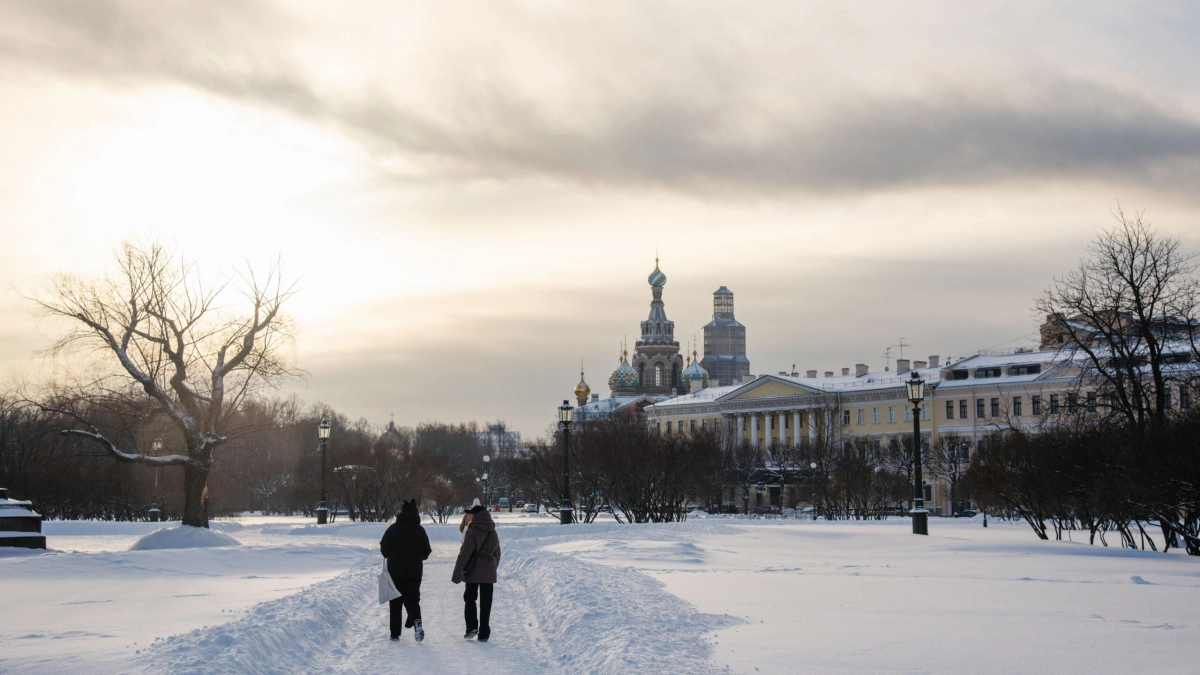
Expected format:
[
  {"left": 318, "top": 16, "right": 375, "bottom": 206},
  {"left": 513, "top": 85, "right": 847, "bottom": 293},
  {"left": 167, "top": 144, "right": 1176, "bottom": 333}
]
[
  {"left": 452, "top": 504, "right": 502, "bottom": 642},
  {"left": 380, "top": 499, "right": 432, "bottom": 642}
]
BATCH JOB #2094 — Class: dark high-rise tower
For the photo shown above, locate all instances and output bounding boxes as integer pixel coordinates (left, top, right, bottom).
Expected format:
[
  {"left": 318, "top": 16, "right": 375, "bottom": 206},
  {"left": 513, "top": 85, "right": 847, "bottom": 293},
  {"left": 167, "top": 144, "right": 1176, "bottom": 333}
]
[{"left": 700, "top": 286, "right": 750, "bottom": 386}]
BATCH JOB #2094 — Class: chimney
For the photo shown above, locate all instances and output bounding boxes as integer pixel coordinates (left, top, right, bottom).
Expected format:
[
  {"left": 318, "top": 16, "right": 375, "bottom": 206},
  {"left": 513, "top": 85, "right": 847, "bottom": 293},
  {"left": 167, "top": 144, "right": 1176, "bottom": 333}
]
[
  {"left": 824, "top": 371, "right": 834, "bottom": 378},
  {"left": 855, "top": 363, "right": 869, "bottom": 377},
  {"left": 841, "top": 367, "right": 850, "bottom": 376},
  {"left": 806, "top": 370, "right": 817, "bottom": 378},
  {"left": 913, "top": 360, "right": 927, "bottom": 370},
  {"left": 928, "top": 355, "right": 940, "bottom": 368},
  {"left": 896, "top": 359, "right": 910, "bottom": 373}
]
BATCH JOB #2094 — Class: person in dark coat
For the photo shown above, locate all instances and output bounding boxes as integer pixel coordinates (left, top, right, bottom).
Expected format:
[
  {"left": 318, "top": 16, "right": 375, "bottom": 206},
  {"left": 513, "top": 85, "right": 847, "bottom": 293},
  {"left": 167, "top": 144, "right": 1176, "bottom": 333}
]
[
  {"left": 380, "top": 499, "right": 432, "bottom": 641},
  {"left": 451, "top": 505, "right": 502, "bottom": 641}
]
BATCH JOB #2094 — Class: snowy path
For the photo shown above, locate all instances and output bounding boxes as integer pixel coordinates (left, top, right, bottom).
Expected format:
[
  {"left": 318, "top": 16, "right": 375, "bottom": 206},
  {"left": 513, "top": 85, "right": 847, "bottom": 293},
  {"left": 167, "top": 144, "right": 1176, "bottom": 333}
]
[
  {"left": 140, "top": 535, "right": 735, "bottom": 675},
  {"left": 7, "top": 516, "right": 1196, "bottom": 674}
]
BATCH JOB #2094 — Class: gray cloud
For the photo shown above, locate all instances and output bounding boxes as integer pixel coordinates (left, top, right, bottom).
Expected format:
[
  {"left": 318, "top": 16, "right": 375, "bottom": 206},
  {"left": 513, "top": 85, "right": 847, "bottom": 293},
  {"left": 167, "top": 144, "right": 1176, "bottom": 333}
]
[{"left": 3, "top": 0, "right": 1200, "bottom": 197}]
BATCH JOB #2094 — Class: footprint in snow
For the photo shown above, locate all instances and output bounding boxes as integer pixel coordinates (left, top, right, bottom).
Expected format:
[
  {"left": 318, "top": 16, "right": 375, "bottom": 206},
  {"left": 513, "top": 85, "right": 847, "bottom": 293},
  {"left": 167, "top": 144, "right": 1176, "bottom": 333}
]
[{"left": 1130, "top": 575, "right": 1152, "bottom": 585}]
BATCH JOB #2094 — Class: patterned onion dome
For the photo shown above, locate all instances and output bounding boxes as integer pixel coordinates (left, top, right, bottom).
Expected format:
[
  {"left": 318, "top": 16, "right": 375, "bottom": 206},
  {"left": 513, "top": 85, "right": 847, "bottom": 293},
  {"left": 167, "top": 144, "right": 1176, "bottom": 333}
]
[
  {"left": 574, "top": 371, "right": 591, "bottom": 399},
  {"left": 682, "top": 359, "right": 710, "bottom": 388},
  {"left": 608, "top": 359, "right": 639, "bottom": 391},
  {"left": 648, "top": 261, "right": 667, "bottom": 287}
]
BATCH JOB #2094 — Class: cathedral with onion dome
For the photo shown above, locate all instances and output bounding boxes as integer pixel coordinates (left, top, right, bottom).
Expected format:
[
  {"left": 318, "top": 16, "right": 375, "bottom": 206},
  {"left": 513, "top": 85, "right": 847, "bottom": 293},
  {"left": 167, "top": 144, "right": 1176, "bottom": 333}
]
[{"left": 572, "top": 255, "right": 749, "bottom": 422}]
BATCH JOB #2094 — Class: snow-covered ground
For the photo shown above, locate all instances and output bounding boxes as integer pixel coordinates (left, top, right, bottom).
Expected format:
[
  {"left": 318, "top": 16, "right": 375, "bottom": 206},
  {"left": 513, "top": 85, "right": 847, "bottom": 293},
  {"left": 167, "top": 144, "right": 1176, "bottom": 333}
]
[{"left": 1, "top": 514, "right": 1195, "bottom": 674}]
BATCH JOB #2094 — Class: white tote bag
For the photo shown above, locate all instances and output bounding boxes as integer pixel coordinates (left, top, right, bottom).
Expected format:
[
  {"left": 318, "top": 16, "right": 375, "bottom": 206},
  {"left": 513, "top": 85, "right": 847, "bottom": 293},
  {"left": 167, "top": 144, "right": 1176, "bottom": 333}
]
[{"left": 378, "top": 563, "right": 401, "bottom": 604}]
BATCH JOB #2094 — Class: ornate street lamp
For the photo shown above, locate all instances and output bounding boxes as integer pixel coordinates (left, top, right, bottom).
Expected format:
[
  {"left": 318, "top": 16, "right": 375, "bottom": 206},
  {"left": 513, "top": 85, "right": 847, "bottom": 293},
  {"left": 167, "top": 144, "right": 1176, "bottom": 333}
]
[
  {"left": 558, "top": 400, "right": 573, "bottom": 524},
  {"left": 483, "top": 454, "right": 491, "bottom": 509},
  {"left": 149, "top": 438, "right": 162, "bottom": 522},
  {"left": 906, "top": 371, "right": 929, "bottom": 535},
  {"left": 317, "top": 420, "right": 331, "bottom": 524}
]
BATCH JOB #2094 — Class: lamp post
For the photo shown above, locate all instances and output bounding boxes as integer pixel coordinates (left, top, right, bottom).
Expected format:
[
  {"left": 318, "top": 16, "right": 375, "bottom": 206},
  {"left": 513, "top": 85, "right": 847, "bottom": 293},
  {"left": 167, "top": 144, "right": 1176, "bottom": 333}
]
[
  {"left": 483, "top": 454, "right": 491, "bottom": 509},
  {"left": 149, "top": 438, "right": 162, "bottom": 522},
  {"left": 906, "top": 371, "right": 929, "bottom": 535},
  {"left": 317, "top": 420, "right": 330, "bottom": 525},
  {"left": 558, "top": 400, "right": 573, "bottom": 525},
  {"left": 810, "top": 462, "right": 818, "bottom": 521}
]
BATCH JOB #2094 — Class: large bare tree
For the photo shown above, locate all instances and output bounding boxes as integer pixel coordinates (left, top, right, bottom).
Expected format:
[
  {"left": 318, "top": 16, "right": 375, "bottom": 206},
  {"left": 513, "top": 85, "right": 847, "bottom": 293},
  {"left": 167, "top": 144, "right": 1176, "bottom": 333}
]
[
  {"left": 1037, "top": 207, "right": 1198, "bottom": 430},
  {"left": 30, "top": 241, "right": 297, "bottom": 528}
]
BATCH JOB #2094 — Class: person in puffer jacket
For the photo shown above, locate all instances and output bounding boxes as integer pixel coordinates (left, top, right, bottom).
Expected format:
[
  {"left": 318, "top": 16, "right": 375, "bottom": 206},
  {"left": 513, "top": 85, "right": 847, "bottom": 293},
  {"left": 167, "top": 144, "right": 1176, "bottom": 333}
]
[
  {"left": 380, "top": 499, "right": 432, "bottom": 641},
  {"left": 451, "top": 505, "right": 502, "bottom": 641}
]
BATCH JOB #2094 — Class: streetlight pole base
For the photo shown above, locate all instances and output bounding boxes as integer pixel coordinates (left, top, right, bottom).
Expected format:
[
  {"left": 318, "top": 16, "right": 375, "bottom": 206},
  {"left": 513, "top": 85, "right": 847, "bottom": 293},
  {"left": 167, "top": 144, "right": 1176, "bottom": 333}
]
[
  {"left": 910, "top": 508, "right": 928, "bottom": 535},
  {"left": 316, "top": 504, "right": 329, "bottom": 525}
]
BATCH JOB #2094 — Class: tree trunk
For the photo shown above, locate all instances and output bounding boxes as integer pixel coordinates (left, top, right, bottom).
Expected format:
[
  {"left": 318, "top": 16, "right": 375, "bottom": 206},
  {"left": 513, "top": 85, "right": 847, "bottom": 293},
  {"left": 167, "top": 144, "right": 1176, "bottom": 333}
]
[{"left": 182, "top": 462, "right": 210, "bottom": 528}]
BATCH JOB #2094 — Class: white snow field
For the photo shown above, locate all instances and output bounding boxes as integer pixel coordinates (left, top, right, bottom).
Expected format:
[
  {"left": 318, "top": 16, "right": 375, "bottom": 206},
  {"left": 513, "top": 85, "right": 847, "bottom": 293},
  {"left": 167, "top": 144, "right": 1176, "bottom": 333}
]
[{"left": 1, "top": 515, "right": 1196, "bottom": 675}]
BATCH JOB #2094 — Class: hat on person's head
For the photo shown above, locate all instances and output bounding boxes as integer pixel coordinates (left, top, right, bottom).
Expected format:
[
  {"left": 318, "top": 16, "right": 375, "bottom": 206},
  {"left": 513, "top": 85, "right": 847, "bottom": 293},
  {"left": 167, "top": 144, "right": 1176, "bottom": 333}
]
[
  {"left": 468, "top": 504, "right": 486, "bottom": 514},
  {"left": 400, "top": 498, "right": 418, "bottom": 513},
  {"left": 471, "top": 498, "right": 481, "bottom": 508}
]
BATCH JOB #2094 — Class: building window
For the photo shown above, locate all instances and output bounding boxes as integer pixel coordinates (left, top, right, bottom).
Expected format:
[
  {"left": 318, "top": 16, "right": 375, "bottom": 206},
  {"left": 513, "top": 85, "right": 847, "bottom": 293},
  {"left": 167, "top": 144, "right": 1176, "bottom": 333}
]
[
  {"left": 977, "top": 399, "right": 986, "bottom": 418},
  {"left": 689, "top": 419, "right": 696, "bottom": 432},
  {"left": 1182, "top": 387, "right": 1191, "bottom": 411},
  {"left": 959, "top": 400, "right": 968, "bottom": 419},
  {"left": 873, "top": 407, "right": 880, "bottom": 424},
  {"left": 1164, "top": 389, "right": 1172, "bottom": 410},
  {"left": 858, "top": 409, "right": 865, "bottom": 425},
  {"left": 678, "top": 420, "right": 685, "bottom": 432},
  {"left": 1013, "top": 396, "right": 1022, "bottom": 417},
  {"left": 1031, "top": 395, "right": 1042, "bottom": 415},
  {"left": 904, "top": 406, "right": 912, "bottom": 422},
  {"left": 1050, "top": 394, "right": 1059, "bottom": 414},
  {"left": 1086, "top": 392, "right": 1096, "bottom": 413},
  {"left": 842, "top": 410, "right": 850, "bottom": 426},
  {"left": 654, "top": 364, "right": 664, "bottom": 387},
  {"left": 990, "top": 398, "right": 1000, "bottom": 417},
  {"left": 977, "top": 368, "right": 1002, "bottom": 378},
  {"left": 888, "top": 407, "right": 896, "bottom": 423},
  {"left": 946, "top": 401, "right": 954, "bottom": 420},
  {"left": 922, "top": 405, "right": 930, "bottom": 421},
  {"left": 924, "top": 485, "right": 933, "bottom": 501},
  {"left": 1010, "top": 364, "right": 1042, "bottom": 376},
  {"left": 1067, "top": 392, "right": 1078, "bottom": 414}
]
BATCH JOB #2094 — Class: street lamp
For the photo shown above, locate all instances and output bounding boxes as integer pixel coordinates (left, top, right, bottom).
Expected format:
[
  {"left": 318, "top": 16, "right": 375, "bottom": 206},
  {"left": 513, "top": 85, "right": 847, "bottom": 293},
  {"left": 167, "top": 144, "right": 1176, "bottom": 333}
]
[
  {"left": 483, "top": 454, "right": 491, "bottom": 509},
  {"left": 906, "top": 371, "right": 929, "bottom": 535},
  {"left": 558, "top": 400, "right": 573, "bottom": 525},
  {"left": 810, "top": 462, "right": 818, "bottom": 521},
  {"left": 317, "top": 420, "right": 330, "bottom": 524},
  {"left": 149, "top": 438, "right": 162, "bottom": 522}
]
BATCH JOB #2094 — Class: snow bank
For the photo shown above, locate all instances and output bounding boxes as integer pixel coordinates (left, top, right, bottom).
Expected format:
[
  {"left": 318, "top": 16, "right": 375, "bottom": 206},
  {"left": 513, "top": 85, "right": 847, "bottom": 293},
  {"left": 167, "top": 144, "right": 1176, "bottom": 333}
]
[{"left": 129, "top": 525, "right": 242, "bottom": 551}]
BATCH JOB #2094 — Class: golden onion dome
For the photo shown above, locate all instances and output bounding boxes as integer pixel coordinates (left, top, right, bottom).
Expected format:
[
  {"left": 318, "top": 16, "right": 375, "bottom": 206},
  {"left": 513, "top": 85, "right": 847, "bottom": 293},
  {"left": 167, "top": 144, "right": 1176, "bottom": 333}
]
[{"left": 574, "top": 367, "right": 591, "bottom": 399}]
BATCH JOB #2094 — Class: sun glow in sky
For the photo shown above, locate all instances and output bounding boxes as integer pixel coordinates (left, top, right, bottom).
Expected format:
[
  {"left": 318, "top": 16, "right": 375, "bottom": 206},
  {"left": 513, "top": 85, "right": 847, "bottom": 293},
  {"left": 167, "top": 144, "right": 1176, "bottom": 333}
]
[{"left": 3, "top": 1, "right": 1199, "bottom": 437}]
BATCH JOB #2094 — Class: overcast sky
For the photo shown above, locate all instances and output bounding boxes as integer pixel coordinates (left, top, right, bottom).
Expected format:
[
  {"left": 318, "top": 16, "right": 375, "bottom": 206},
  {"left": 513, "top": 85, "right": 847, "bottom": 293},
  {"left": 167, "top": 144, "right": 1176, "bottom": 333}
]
[{"left": 3, "top": 1, "right": 1199, "bottom": 438}]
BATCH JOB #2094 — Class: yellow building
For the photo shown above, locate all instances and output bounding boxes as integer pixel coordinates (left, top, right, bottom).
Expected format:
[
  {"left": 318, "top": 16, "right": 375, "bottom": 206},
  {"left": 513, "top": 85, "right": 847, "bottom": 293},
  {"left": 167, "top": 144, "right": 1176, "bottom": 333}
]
[{"left": 644, "top": 350, "right": 1116, "bottom": 515}]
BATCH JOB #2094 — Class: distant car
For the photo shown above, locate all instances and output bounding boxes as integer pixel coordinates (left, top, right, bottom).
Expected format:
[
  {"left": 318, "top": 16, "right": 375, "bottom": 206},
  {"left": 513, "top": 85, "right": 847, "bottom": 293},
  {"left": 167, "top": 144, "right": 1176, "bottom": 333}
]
[
  {"left": 954, "top": 509, "right": 978, "bottom": 518},
  {"left": 523, "top": 503, "right": 538, "bottom": 513},
  {"left": 515, "top": 501, "right": 525, "bottom": 508},
  {"left": 598, "top": 504, "right": 613, "bottom": 513},
  {"left": 498, "top": 497, "right": 510, "bottom": 509}
]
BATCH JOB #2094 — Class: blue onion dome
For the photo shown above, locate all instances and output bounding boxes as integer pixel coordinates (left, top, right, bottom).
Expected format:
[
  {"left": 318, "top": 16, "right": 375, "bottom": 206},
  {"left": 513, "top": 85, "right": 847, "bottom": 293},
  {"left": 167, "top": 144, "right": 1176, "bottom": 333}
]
[
  {"left": 683, "top": 359, "right": 710, "bottom": 389},
  {"left": 648, "top": 257, "right": 667, "bottom": 287},
  {"left": 609, "top": 357, "right": 639, "bottom": 392}
]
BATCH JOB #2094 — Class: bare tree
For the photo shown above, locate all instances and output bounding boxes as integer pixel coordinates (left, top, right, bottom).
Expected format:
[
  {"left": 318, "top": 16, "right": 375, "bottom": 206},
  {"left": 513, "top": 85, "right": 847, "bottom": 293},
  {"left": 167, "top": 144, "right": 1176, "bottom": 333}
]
[
  {"left": 1037, "top": 208, "right": 1198, "bottom": 430},
  {"left": 29, "top": 241, "right": 297, "bottom": 528}
]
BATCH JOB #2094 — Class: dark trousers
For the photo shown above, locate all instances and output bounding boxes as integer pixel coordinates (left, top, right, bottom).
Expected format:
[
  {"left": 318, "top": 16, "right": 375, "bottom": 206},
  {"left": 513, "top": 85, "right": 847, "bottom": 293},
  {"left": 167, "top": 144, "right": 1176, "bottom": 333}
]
[
  {"left": 463, "top": 582, "right": 494, "bottom": 637},
  {"left": 389, "top": 577, "right": 422, "bottom": 637}
]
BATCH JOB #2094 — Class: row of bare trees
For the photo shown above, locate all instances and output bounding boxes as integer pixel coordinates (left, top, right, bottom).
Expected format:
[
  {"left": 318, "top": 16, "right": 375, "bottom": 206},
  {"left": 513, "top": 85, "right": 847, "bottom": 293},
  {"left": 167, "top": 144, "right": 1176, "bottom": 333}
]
[
  {"left": 509, "top": 419, "right": 723, "bottom": 523},
  {"left": 0, "top": 390, "right": 503, "bottom": 524},
  {"left": 965, "top": 208, "right": 1200, "bottom": 555}
]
